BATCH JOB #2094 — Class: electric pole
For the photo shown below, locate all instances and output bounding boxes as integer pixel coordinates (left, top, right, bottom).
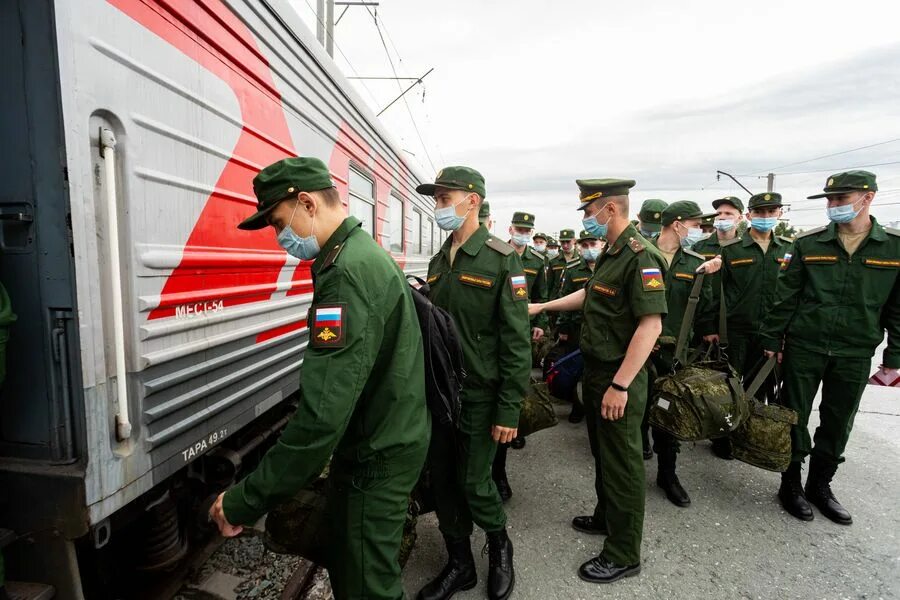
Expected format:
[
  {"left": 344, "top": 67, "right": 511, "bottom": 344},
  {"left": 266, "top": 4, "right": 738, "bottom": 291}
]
[{"left": 767, "top": 173, "right": 775, "bottom": 193}]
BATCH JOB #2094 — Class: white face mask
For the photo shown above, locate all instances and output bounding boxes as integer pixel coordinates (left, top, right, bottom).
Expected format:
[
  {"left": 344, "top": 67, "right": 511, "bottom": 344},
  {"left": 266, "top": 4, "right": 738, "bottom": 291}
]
[
  {"left": 547, "top": 249, "right": 559, "bottom": 259},
  {"left": 533, "top": 243, "right": 547, "bottom": 253}
]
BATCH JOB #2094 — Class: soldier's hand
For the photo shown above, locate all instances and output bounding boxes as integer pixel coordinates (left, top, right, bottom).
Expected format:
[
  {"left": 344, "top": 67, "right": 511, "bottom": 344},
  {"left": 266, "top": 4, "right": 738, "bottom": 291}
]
[
  {"left": 209, "top": 492, "right": 244, "bottom": 538},
  {"left": 763, "top": 349, "right": 783, "bottom": 364},
  {"left": 531, "top": 327, "right": 544, "bottom": 341},
  {"left": 528, "top": 303, "right": 544, "bottom": 317},
  {"left": 601, "top": 388, "right": 627, "bottom": 421},
  {"left": 558, "top": 333, "right": 569, "bottom": 342},
  {"left": 703, "top": 334, "right": 719, "bottom": 344},
  {"left": 492, "top": 425, "right": 518, "bottom": 444},
  {"left": 697, "top": 256, "right": 723, "bottom": 274}
]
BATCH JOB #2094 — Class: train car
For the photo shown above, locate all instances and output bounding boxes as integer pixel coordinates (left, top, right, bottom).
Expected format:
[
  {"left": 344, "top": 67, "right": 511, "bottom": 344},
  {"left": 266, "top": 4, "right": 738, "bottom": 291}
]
[{"left": 0, "top": 0, "right": 442, "bottom": 597}]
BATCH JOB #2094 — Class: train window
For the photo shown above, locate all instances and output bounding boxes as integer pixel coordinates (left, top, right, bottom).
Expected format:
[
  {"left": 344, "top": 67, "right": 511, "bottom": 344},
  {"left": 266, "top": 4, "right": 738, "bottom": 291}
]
[
  {"left": 349, "top": 167, "right": 375, "bottom": 236},
  {"left": 389, "top": 194, "right": 404, "bottom": 253},
  {"left": 423, "top": 217, "right": 433, "bottom": 256},
  {"left": 412, "top": 208, "right": 422, "bottom": 254}
]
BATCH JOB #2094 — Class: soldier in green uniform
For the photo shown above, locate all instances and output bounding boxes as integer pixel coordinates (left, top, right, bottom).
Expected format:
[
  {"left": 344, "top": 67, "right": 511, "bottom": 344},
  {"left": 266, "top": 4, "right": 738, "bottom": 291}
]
[
  {"left": 760, "top": 171, "right": 900, "bottom": 525},
  {"left": 548, "top": 229, "right": 579, "bottom": 300},
  {"left": 641, "top": 201, "right": 717, "bottom": 506},
  {"left": 637, "top": 199, "right": 667, "bottom": 239},
  {"left": 554, "top": 230, "right": 604, "bottom": 423},
  {"left": 692, "top": 196, "right": 745, "bottom": 459},
  {"left": 700, "top": 214, "right": 716, "bottom": 236},
  {"left": 546, "top": 236, "right": 560, "bottom": 261},
  {"left": 492, "top": 211, "right": 549, "bottom": 496},
  {"left": 531, "top": 178, "right": 667, "bottom": 583},
  {"left": 209, "top": 158, "right": 429, "bottom": 600},
  {"left": 0, "top": 277, "right": 15, "bottom": 600},
  {"left": 479, "top": 200, "right": 493, "bottom": 230},
  {"left": 532, "top": 231, "right": 549, "bottom": 256},
  {"left": 416, "top": 166, "right": 530, "bottom": 600}
]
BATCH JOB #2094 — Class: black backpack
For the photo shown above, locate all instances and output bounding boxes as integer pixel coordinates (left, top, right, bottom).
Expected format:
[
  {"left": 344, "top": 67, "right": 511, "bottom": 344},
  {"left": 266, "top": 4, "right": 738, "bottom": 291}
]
[{"left": 407, "top": 276, "right": 466, "bottom": 427}]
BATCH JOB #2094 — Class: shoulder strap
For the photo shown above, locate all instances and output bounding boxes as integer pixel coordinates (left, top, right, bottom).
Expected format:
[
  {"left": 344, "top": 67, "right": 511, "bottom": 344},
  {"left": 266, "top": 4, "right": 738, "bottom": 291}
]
[
  {"left": 745, "top": 355, "right": 777, "bottom": 400},
  {"left": 718, "top": 278, "right": 729, "bottom": 347},
  {"left": 674, "top": 271, "right": 705, "bottom": 365}
]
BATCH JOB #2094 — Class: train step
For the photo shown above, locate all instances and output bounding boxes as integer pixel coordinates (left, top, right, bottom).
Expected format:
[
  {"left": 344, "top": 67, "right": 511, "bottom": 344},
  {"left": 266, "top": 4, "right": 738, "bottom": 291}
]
[{"left": 3, "top": 582, "right": 56, "bottom": 600}]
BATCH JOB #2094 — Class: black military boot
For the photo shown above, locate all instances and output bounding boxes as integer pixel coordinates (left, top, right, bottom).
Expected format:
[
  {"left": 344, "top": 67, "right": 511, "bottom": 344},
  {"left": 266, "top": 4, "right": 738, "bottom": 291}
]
[
  {"left": 492, "top": 445, "right": 512, "bottom": 502},
  {"left": 578, "top": 554, "right": 641, "bottom": 584},
  {"left": 416, "top": 536, "right": 477, "bottom": 600},
  {"left": 805, "top": 456, "right": 852, "bottom": 525},
  {"left": 778, "top": 461, "right": 814, "bottom": 522},
  {"left": 710, "top": 437, "right": 733, "bottom": 460},
  {"left": 568, "top": 398, "right": 584, "bottom": 423},
  {"left": 641, "top": 432, "right": 653, "bottom": 461},
  {"left": 571, "top": 515, "right": 608, "bottom": 535},
  {"left": 656, "top": 449, "right": 690, "bottom": 507},
  {"left": 485, "top": 529, "right": 515, "bottom": 600}
]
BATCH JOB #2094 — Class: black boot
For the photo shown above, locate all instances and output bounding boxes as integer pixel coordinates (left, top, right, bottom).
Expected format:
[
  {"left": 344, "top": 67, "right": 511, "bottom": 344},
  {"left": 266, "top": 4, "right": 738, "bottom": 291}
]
[
  {"left": 416, "top": 536, "right": 477, "bottom": 600},
  {"left": 571, "top": 515, "right": 608, "bottom": 535},
  {"left": 656, "top": 450, "right": 690, "bottom": 507},
  {"left": 778, "top": 461, "right": 814, "bottom": 522},
  {"left": 710, "top": 437, "right": 733, "bottom": 460},
  {"left": 510, "top": 437, "right": 526, "bottom": 449},
  {"left": 568, "top": 399, "right": 584, "bottom": 423},
  {"left": 641, "top": 434, "right": 653, "bottom": 461},
  {"left": 805, "top": 457, "right": 852, "bottom": 525},
  {"left": 485, "top": 530, "right": 515, "bottom": 600},
  {"left": 492, "top": 445, "right": 512, "bottom": 502},
  {"left": 578, "top": 554, "right": 641, "bottom": 584}
]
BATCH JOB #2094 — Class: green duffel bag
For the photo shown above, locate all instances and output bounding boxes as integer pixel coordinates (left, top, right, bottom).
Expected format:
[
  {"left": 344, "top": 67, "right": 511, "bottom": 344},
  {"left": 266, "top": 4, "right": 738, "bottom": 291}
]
[
  {"left": 517, "top": 379, "right": 559, "bottom": 437},
  {"left": 730, "top": 357, "right": 798, "bottom": 472},
  {"left": 649, "top": 360, "right": 746, "bottom": 441}
]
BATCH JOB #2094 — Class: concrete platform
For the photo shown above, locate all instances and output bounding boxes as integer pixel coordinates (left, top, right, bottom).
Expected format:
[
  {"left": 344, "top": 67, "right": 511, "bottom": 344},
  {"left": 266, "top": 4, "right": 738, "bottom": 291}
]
[{"left": 402, "top": 366, "right": 900, "bottom": 599}]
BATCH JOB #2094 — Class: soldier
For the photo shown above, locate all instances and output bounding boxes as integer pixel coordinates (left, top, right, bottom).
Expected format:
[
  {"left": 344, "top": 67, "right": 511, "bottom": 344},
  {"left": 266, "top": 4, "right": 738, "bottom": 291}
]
[
  {"left": 416, "top": 166, "right": 530, "bottom": 600},
  {"left": 532, "top": 231, "right": 549, "bottom": 255},
  {"left": 0, "top": 276, "right": 15, "bottom": 600},
  {"left": 548, "top": 229, "right": 578, "bottom": 299},
  {"left": 530, "top": 178, "right": 667, "bottom": 583},
  {"left": 492, "top": 212, "right": 549, "bottom": 497},
  {"left": 208, "top": 158, "right": 429, "bottom": 600},
  {"left": 637, "top": 199, "right": 667, "bottom": 239},
  {"left": 759, "top": 171, "right": 900, "bottom": 525},
  {"left": 641, "top": 201, "right": 717, "bottom": 506},
  {"left": 555, "top": 230, "right": 604, "bottom": 423},
  {"left": 700, "top": 214, "right": 716, "bottom": 236},
  {"left": 546, "top": 236, "right": 560, "bottom": 261},
  {"left": 479, "top": 200, "right": 493, "bottom": 230}
]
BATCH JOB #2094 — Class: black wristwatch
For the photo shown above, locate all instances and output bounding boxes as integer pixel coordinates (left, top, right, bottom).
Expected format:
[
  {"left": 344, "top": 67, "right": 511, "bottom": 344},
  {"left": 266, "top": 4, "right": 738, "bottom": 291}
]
[{"left": 610, "top": 381, "right": 628, "bottom": 392}]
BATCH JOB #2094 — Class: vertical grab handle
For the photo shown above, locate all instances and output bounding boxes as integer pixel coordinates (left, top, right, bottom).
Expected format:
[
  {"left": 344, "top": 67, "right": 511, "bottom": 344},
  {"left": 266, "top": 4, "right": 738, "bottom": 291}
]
[{"left": 100, "top": 128, "right": 132, "bottom": 441}]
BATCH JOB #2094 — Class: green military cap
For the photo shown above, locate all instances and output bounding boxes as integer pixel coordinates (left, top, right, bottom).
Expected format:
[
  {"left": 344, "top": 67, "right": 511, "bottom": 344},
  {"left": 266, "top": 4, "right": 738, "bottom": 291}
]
[
  {"left": 547, "top": 237, "right": 560, "bottom": 247},
  {"left": 478, "top": 200, "right": 491, "bottom": 223},
  {"left": 578, "top": 229, "right": 598, "bottom": 242},
  {"left": 559, "top": 228, "right": 576, "bottom": 241},
  {"left": 576, "top": 178, "right": 636, "bottom": 210},
  {"left": 748, "top": 192, "right": 784, "bottom": 209},
  {"left": 416, "top": 165, "right": 487, "bottom": 198},
  {"left": 239, "top": 157, "right": 335, "bottom": 230},
  {"left": 511, "top": 211, "right": 536, "bottom": 229},
  {"left": 712, "top": 195, "right": 745, "bottom": 212},
  {"left": 660, "top": 200, "right": 717, "bottom": 226},
  {"left": 701, "top": 215, "right": 715, "bottom": 226},
  {"left": 807, "top": 170, "right": 878, "bottom": 199},
  {"left": 638, "top": 199, "right": 667, "bottom": 233},
  {"left": 532, "top": 231, "right": 548, "bottom": 241}
]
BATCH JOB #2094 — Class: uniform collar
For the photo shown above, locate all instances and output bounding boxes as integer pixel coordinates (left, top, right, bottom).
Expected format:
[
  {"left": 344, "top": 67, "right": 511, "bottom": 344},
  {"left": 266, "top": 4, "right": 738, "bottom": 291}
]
[
  {"left": 312, "top": 216, "right": 361, "bottom": 274},
  {"left": 650, "top": 236, "right": 686, "bottom": 263},
  {"left": 740, "top": 229, "right": 786, "bottom": 248},
  {"left": 818, "top": 216, "right": 886, "bottom": 243},
  {"left": 605, "top": 223, "right": 638, "bottom": 256},
  {"left": 441, "top": 223, "right": 491, "bottom": 260}
]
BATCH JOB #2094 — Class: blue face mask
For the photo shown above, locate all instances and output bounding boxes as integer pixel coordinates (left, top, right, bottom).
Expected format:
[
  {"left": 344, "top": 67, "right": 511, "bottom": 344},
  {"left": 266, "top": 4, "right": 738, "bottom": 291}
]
[
  {"left": 750, "top": 217, "right": 778, "bottom": 233},
  {"left": 511, "top": 232, "right": 532, "bottom": 247},
  {"left": 277, "top": 203, "right": 320, "bottom": 260},
  {"left": 582, "top": 247, "right": 601, "bottom": 262},
  {"left": 583, "top": 210, "right": 610, "bottom": 239},
  {"left": 680, "top": 226, "right": 704, "bottom": 248},
  {"left": 714, "top": 218, "right": 735, "bottom": 232},
  {"left": 435, "top": 197, "right": 471, "bottom": 231},
  {"left": 547, "top": 249, "right": 559, "bottom": 259},
  {"left": 826, "top": 198, "right": 864, "bottom": 224}
]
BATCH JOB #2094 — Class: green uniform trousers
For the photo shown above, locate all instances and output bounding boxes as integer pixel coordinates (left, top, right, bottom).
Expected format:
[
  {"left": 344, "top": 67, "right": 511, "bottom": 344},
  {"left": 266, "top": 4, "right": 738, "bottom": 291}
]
[
  {"left": 429, "top": 392, "right": 506, "bottom": 540},
  {"left": 726, "top": 331, "right": 778, "bottom": 403},
  {"left": 583, "top": 358, "right": 647, "bottom": 566},
  {"left": 325, "top": 452, "right": 425, "bottom": 600},
  {"left": 781, "top": 342, "right": 871, "bottom": 465}
]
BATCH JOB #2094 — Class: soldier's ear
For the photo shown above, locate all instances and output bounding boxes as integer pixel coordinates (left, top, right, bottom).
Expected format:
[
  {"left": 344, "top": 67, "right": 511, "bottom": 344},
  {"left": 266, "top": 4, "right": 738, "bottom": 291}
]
[{"left": 297, "top": 191, "right": 317, "bottom": 215}]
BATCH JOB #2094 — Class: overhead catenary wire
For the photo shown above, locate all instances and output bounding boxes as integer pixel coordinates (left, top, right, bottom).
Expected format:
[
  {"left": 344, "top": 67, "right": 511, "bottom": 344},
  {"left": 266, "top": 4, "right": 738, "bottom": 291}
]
[{"left": 744, "top": 137, "right": 900, "bottom": 176}]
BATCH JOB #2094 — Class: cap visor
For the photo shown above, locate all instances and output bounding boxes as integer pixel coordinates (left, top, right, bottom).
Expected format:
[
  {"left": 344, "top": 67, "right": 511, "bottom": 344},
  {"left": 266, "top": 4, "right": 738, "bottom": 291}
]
[
  {"left": 642, "top": 222, "right": 662, "bottom": 233},
  {"left": 577, "top": 200, "right": 593, "bottom": 210},
  {"left": 415, "top": 183, "right": 437, "bottom": 196},
  {"left": 699, "top": 212, "right": 718, "bottom": 220},
  {"left": 712, "top": 199, "right": 741, "bottom": 210},
  {"left": 237, "top": 209, "right": 272, "bottom": 231}
]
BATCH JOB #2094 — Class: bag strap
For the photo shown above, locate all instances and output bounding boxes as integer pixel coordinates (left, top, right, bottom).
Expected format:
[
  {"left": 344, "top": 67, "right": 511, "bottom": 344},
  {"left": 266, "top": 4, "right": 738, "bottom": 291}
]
[
  {"left": 674, "top": 271, "right": 705, "bottom": 365},
  {"left": 717, "top": 278, "right": 729, "bottom": 347},
  {"left": 745, "top": 355, "right": 777, "bottom": 400}
]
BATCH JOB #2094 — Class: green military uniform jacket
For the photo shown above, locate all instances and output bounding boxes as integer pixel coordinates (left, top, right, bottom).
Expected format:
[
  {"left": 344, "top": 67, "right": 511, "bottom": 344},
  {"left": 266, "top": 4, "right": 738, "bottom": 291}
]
[
  {"left": 759, "top": 217, "right": 900, "bottom": 368},
  {"left": 517, "top": 245, "right": 549, "bottom": 329},
  {"left": 719, "top": 230, "right": 792, "bottom": 334},
  {"left": 224, "top": 217, "right": 429, "bottom": 525},
  {"left": 427, "top": 225, "right": 531, "bottom": 427},
  {"left": 581, "top": 224, "right": 669, "bottom": 362},
  {"left": 556, "top": 256, "right": 593, "bottom": 337},
  {"left": 548, "top": 251, "right": 577, "bottom": 299},
  {"left": 652, "top": 241, "right": 715, "bottom": 342}
]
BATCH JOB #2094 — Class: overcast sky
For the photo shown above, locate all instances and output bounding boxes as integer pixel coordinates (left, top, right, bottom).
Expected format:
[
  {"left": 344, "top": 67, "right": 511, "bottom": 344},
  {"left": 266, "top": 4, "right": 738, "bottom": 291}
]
[{"left": 288, "top": 0, "right": 900, "bottom": 235}]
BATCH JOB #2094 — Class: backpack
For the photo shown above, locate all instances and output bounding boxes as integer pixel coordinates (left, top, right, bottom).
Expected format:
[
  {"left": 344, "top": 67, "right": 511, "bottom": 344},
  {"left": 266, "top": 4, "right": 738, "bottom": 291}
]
[
  {"left": 545, "top": 348, "right": 584, "bottom": 401},
  {"left": 407, "top": 276, "right": 466, "bottom": 427}
]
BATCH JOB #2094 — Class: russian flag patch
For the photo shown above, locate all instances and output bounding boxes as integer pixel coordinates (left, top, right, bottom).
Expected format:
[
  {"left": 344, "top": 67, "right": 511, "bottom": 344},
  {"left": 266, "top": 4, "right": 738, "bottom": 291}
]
[
  {"left": 510, "top": 274, "right": 528, "bottom": 301},
  {"left": 641, "top": 267, "right": 664, "bottom": 291},
  {"left": 310, "top": 304, "right": 346, "bottom": 348}
]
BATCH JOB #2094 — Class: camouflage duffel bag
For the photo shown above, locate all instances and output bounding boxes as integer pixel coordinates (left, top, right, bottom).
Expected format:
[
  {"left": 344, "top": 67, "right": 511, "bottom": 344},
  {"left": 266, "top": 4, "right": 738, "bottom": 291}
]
[
  {"left": 517, "top": 379, "right": 558, "bottom": 437},
  {"left": 730, "top": 356, "right": 798, "bottom": 472},
  {"left": 649, "top": 360, "right": 747, "bottom": 442},
  {"left": 531, "top": 333, "right": 554, "bottom": 368}
]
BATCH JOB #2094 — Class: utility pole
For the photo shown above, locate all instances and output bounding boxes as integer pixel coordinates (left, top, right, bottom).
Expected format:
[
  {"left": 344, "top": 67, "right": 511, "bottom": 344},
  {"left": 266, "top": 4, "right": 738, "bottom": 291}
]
[
  {"left": 316, "top": 0, "right": 325, "bottom": 46},
  {"left": 766, "top": 172, "right": 775, "bottom": 192}
]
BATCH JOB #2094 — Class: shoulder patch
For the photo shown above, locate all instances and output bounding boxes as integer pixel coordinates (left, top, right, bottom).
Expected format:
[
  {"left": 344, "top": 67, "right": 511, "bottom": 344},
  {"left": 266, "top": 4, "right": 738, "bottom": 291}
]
[
  {"left": 640, "top": 267, "right": 665, "bottom": 291},
  {"left": 510, "top": 274, "right": 529, "bottom": 301},
  {"left": 627, "top": 237, "right": 646, "bottom": 253},
  {"left": 321, "top": 242, "right": 345, "bottom": 270},
  {"left": 885, "top": 227, "right": 900, "bottom": 238},
  {"left": 309, "top": 303, "right": 346, "bottom": 348},
  {"left": 485, "top": 237, "right": 514, "bottom": 256},
  {"left": 720, "top": 237, "right": 742, "bottom": 248},
  {"left": 682, "top": 248, "right": 706, "bottom": 261},
  {"left": 796, "top": 225, "right": 827, "bottom": 239}
]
